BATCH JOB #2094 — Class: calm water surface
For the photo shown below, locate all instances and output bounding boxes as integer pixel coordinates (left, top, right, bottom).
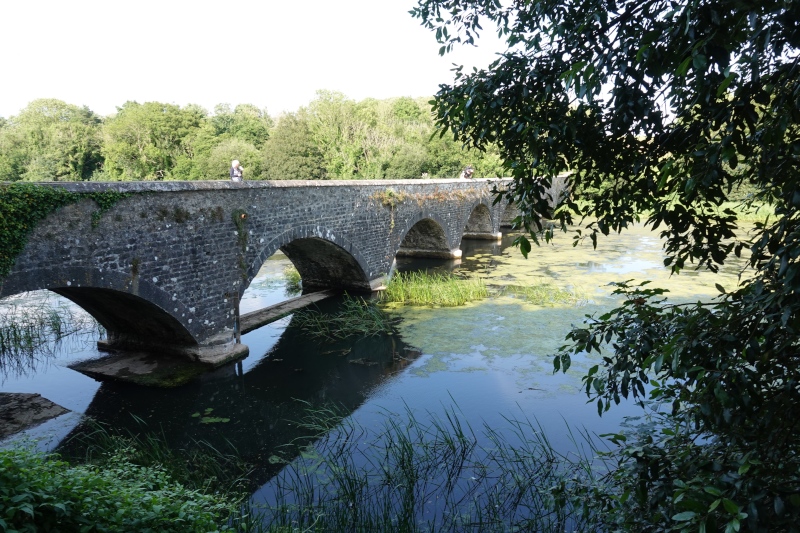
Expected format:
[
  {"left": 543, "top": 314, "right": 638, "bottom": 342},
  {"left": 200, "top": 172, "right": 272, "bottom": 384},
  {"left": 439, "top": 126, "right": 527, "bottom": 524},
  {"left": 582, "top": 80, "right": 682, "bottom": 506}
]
[{"left": 0, "top": 226, "right": 748, "bottom": 496}]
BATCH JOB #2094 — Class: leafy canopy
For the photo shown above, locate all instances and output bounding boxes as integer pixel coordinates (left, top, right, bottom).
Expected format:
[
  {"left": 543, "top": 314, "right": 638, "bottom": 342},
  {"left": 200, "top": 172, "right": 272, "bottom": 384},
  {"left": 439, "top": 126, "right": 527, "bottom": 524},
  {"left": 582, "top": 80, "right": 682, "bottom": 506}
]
[{"left": 413, "top": 0, "right": 800, "bottom": 530}]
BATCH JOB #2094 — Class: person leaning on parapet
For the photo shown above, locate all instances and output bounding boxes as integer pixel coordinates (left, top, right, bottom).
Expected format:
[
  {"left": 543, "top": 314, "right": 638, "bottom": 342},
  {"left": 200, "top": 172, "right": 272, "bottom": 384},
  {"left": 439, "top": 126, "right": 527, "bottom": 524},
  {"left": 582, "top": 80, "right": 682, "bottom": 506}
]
[
  {"left": 230, "top": 160, "right": 244, "bottom": 182},
  {"left": 459, "top": 165, "right": 474, "bottom": 179}
]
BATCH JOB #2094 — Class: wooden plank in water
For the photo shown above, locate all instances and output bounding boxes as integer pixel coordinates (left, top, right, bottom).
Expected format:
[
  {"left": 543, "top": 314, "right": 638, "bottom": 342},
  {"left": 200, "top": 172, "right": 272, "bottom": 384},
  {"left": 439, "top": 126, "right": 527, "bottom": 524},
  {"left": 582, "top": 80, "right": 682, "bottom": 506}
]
[{"left": 239, "top": 290, "right": 338, "bottom": 334}]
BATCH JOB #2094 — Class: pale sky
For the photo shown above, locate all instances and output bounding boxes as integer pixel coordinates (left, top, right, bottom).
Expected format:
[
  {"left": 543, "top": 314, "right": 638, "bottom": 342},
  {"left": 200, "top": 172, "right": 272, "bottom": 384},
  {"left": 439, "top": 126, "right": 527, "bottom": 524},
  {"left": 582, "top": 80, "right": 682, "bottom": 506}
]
[{"left": 1, "top": 0, "right": 503, "bottom": 118}]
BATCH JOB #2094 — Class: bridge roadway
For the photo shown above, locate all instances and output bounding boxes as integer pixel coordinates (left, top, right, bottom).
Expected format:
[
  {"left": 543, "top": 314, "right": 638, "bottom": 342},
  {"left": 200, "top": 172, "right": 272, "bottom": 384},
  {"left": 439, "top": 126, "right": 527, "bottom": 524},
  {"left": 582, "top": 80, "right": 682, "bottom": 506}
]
[{"left": 0, "top": 179, "right": 516, "bottom": 365}]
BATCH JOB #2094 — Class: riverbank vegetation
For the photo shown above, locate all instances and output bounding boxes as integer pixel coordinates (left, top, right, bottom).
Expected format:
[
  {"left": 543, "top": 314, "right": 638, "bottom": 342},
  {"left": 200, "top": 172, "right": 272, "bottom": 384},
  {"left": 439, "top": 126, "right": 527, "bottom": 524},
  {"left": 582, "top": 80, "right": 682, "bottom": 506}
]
[
  {"left": 0, "top": 94, "right": 505, "bottom": 183},
  {"left": 382, "top": 271, "right": 488, "bottom": 307},
  {"left": 415, "top": 0, "right": 800, "bottom": 529},
  {"left": 282, "top": 266, "right": 302, "bottom": 295},
  {"left": 293, "top": 294, "right": 399, "bottom": 341},
  {"left": 0, "top": 296, "right": 101, "bottom": 380},
  {"left": 258, "top": 404, "right": 606, "bottom": 532},
  {"left": 0, "top": 418, "right": 261, "bottom": 532}
]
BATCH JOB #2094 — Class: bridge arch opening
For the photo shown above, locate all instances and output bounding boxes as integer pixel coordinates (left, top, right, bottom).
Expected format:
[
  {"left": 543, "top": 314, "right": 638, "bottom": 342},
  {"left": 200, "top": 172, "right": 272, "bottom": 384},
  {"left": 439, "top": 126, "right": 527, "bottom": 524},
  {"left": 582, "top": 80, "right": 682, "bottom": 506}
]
[
  {"left": 52, "top": 286, "right": 197, "bottom": 353},
  {"left": 279, "top": 237, "right": 372, "bottom": 292},
  {"left": 463, "top": 203, "right": 494, "bottom": 234},
  {"left": 396, "top": 217, "right": 460, "bottom": 259}
]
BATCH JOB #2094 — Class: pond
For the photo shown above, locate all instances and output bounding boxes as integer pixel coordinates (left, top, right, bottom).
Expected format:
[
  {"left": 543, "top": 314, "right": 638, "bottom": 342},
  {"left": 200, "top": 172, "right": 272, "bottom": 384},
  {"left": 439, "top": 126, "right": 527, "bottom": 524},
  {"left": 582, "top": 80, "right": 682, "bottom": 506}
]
[{"left": 0, "top": 225, "right": 748, "bottom": 528}]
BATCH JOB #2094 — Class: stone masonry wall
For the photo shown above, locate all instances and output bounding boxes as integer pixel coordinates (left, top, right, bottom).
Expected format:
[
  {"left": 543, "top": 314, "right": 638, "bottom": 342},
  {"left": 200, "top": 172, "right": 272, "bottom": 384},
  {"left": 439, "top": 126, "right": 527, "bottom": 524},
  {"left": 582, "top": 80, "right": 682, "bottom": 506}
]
[{"left": 0, "top": 179, "right": 510, "bottom": 361}]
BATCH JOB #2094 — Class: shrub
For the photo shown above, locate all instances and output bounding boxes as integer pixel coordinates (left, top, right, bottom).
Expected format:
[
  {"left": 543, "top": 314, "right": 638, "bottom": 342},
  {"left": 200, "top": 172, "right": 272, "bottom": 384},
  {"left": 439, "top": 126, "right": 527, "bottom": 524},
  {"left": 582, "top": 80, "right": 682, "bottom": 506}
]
[{"left": 0, "top": 446, "right": 234, "bottom": 532}]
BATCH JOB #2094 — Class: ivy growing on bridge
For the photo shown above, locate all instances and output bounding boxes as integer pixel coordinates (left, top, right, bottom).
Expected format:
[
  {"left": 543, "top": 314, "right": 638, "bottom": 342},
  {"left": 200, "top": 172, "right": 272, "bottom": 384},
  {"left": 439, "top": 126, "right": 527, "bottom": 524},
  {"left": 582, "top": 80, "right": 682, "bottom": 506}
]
[{"left": 0, "top": 183, "right": 132, "bottom": 280}]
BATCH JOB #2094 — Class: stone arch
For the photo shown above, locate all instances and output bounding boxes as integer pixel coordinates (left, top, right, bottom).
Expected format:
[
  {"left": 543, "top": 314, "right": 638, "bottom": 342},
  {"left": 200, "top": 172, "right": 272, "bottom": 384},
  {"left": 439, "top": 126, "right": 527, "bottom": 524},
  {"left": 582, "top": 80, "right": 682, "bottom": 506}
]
[
  {"left": 249, "top": 226, "right": 373, "bottom": 292},
  {"left": 395, "top": 213, "right": 459, "bottom": 259},
  {"left": 0, "top": 267, "right": 199, "bottom": 353},
  {"left": 463, "top": 202, "right": 495, "bottom": 234}
]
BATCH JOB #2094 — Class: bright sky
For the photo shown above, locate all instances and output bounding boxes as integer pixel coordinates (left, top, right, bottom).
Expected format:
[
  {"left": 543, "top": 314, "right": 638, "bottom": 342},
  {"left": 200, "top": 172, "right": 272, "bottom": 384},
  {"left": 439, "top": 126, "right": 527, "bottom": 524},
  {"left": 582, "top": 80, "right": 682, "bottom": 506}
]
[{"left": 1, "top": 0, "right": 503, "bottom": 118}]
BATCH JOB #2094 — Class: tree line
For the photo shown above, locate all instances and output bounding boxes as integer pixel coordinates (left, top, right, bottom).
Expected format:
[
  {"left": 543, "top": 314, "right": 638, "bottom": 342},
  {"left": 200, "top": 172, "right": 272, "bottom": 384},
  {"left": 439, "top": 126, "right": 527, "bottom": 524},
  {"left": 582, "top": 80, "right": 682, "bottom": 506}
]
[{"left": 0, "top": 92, "right": 505, "bottom": 183}]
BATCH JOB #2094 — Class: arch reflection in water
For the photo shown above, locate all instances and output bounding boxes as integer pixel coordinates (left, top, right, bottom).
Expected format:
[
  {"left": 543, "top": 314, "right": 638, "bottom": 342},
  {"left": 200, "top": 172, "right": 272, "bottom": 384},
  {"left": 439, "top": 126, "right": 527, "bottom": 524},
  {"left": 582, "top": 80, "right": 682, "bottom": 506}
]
[{"left": 58, "top": 299, "right": 421, "bottom": 487}]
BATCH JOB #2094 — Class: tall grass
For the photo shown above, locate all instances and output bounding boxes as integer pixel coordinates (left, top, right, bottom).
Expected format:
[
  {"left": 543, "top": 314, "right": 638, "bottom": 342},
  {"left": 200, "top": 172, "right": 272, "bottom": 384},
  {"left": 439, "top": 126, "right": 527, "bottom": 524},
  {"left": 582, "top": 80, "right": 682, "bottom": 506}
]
[
  {"left": 382, "top": 271, "right": 488, "bottom": 307},
  {"left": 60, "top": 416, "right": 253, "bottom": 497},
  {"left": 293, "top": 295, "right": 398, "bottom": 341},
  {"left": 256, "top": 404, "right": 609, "bottom": 532},
  {"left": 0, "top": 299, "right": 102, "bottom": 380}
]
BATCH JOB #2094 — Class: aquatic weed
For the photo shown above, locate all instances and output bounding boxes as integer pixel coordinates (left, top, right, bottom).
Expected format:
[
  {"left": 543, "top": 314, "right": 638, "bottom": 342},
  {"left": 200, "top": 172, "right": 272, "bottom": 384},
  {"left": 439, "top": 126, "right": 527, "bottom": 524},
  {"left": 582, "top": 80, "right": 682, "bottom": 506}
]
[{"left": 382, "top": 271, "right": 488, "bottom": 307}]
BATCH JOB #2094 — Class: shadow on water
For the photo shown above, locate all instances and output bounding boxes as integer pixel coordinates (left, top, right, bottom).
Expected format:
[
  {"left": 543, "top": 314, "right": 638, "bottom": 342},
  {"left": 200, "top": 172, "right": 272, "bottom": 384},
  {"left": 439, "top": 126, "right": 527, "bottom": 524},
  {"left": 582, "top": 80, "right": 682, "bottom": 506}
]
[{"left": 56, "top": 298, "right": 421, "bottom": 488}]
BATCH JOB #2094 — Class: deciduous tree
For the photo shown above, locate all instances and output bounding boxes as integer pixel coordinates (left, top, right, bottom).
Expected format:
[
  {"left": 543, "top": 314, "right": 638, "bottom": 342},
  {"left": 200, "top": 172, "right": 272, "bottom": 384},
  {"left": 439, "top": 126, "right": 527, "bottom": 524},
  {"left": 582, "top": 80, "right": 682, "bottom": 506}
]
[{"left": 414, "top": 0, "right": 800, "bottom": 529}]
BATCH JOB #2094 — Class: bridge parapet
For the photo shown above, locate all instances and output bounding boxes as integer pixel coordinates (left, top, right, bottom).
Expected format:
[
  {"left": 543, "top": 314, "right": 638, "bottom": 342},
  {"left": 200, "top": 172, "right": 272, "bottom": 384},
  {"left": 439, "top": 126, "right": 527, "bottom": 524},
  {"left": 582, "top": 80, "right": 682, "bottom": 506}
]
[{"left": 1, "top": 178, "right": 512, "bottom": 365}]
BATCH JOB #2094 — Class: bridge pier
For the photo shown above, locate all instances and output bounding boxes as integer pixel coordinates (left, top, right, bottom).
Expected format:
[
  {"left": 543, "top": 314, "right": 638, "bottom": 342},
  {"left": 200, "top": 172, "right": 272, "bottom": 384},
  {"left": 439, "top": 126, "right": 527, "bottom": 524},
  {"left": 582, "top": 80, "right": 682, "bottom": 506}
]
[
  {"left": 462, "top": 231, "right": 503, "bottom": 241},
  {"left": 395, "top": 247, "right": 463, "bottom": 259},
  {"left": 96, "top": 336, "right": 249, "bottom": 367}
]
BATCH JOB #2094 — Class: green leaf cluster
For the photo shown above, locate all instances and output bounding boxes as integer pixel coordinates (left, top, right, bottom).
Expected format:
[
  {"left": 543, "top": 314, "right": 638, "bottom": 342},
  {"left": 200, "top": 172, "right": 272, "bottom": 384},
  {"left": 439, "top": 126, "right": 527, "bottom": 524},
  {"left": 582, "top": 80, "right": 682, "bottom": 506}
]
[
  {"left": 413, "top": 0, "right": 800, "bottom": 530},
  {"left": 0, "top": 446, "right": 234, "bottom": 532},
  {"left": 2, "top": 94, "right": 506, "bottom": 183}
]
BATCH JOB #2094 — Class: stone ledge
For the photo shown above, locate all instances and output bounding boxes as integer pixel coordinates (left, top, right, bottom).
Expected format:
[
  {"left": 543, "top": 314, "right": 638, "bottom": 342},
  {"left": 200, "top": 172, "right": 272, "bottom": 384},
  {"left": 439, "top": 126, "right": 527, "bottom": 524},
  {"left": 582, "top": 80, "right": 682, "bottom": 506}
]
[{"left": 22, "top": 177, "right": 512, "bottom": 193}]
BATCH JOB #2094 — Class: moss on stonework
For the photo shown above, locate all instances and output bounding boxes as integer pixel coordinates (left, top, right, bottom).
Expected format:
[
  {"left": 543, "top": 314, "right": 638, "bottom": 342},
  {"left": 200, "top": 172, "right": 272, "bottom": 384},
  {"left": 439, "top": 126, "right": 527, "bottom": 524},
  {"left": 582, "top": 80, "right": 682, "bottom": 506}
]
[{"left": 0, "top": 183, "right": 133, "bottom": 280}]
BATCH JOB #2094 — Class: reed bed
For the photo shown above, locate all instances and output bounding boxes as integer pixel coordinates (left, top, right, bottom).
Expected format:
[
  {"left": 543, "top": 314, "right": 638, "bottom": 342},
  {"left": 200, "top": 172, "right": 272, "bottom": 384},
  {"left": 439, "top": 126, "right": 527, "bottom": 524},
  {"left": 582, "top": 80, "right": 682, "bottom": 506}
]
[
  {"left": 504, "top": 282, "right": 588, "bottom": 307},
  {"left": 382, "top": 271, "right": 488, "bottom": 307},
  {"left": 293, "top": 295, "right": 398, "bottom": 341},
  {"left": 256, "top": 405, "right": 609, "bottom": 532},
  {"left": 0, "top": 299, "right": 102, "bottom": 380}
]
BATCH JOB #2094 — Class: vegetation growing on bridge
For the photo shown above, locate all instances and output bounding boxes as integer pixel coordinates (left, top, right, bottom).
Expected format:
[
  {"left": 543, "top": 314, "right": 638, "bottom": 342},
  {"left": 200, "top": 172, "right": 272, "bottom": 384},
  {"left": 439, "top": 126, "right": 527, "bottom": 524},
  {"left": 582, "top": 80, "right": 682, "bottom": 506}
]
[{"left": 0, "top": 183, "right": 132, "bottom": 279}]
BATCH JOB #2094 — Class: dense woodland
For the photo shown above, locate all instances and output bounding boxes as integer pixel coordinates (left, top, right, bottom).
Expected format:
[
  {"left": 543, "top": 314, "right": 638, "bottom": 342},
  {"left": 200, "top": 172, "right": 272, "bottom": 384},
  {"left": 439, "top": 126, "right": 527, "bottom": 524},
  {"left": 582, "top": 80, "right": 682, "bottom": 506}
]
[{"left": 0, "top": 93, "right": 505, "bottom": 183}]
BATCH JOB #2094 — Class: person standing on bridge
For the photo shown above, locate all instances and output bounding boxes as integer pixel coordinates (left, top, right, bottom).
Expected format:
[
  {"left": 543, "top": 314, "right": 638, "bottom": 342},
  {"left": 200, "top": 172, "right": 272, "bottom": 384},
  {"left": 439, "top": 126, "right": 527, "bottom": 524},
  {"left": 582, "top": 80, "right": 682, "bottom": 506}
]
[{"left": 230, "top": 160, "right": 244, "bottom": 182}]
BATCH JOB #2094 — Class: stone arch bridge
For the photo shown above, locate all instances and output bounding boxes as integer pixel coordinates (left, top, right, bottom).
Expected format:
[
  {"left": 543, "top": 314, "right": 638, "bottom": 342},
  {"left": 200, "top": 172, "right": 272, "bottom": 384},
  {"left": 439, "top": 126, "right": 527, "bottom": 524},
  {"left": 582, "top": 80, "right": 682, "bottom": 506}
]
[{"left": 0, "top": 179, "right": 517, "bottom": 364}]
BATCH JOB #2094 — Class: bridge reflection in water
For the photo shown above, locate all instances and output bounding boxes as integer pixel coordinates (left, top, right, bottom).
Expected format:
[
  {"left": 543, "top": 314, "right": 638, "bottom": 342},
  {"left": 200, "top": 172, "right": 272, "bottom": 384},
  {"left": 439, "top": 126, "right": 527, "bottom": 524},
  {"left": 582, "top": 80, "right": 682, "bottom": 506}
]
[{"left": 57, "top": 297, "right": 421, "bottom": 487}]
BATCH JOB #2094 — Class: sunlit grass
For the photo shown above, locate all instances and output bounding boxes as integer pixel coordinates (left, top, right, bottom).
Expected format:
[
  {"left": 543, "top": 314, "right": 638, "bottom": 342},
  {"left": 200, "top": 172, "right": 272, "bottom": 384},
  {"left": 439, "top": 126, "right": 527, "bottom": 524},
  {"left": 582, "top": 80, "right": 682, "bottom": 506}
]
[
  {"left": 382, "top": 271, "right": 488, "bottom": 307},
  {"left": 282, "top": 265, "right": 302, "bottom": 295}
]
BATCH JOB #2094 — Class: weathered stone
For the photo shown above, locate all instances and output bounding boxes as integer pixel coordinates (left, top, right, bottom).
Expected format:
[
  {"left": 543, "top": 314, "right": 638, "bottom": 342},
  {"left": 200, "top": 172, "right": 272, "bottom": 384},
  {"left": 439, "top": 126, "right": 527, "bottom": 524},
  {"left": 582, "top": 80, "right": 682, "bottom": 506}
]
[
  {"left": 1, "top": 179, "right": 511, "bottom": 364},
  {"left": 0, "top": 393, "right": 69, "bottom": 439}
]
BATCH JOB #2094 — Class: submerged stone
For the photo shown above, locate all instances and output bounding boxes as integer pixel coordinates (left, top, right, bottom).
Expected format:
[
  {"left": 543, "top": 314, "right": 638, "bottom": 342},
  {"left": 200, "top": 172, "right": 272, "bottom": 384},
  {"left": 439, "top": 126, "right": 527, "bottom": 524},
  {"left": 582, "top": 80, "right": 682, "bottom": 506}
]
[
  {"left": 70, "top": 352, "right": 213, "bottom": 388},
  {"left": 0, "top": 392, "right": 69, "bottom": 439}
]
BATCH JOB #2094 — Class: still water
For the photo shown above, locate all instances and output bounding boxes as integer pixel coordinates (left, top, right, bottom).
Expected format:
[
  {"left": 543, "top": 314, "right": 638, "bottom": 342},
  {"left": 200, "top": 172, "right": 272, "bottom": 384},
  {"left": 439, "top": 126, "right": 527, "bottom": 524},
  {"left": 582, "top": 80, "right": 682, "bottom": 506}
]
[{"left": 0, "top": 226, "right": 747, "bottom": 505}]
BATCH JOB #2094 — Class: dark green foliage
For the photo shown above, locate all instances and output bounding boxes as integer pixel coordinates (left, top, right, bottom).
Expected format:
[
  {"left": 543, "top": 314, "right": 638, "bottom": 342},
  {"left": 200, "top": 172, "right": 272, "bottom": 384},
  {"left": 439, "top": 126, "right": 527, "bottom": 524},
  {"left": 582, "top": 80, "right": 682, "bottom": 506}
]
[
  {"left": 87, "top": 191, "right": 132, "bottom": 227},
  {"left": 102, "top": 101, "right": 207, "bottom": 181},
  {"left": 556, "top": 281, "right": 800, "bottom": 530},
  {"left": 413, "top": 0, "right": 800, "bottom": 530},
  {"left": 261, "top": 112, "right": 326, "bottom": 180},
  {"left": 0, "top": 447, "right": 234, "bottom": 532},
  {"left": 0, "top": 99, "right": 103, "bottom": 183}
]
